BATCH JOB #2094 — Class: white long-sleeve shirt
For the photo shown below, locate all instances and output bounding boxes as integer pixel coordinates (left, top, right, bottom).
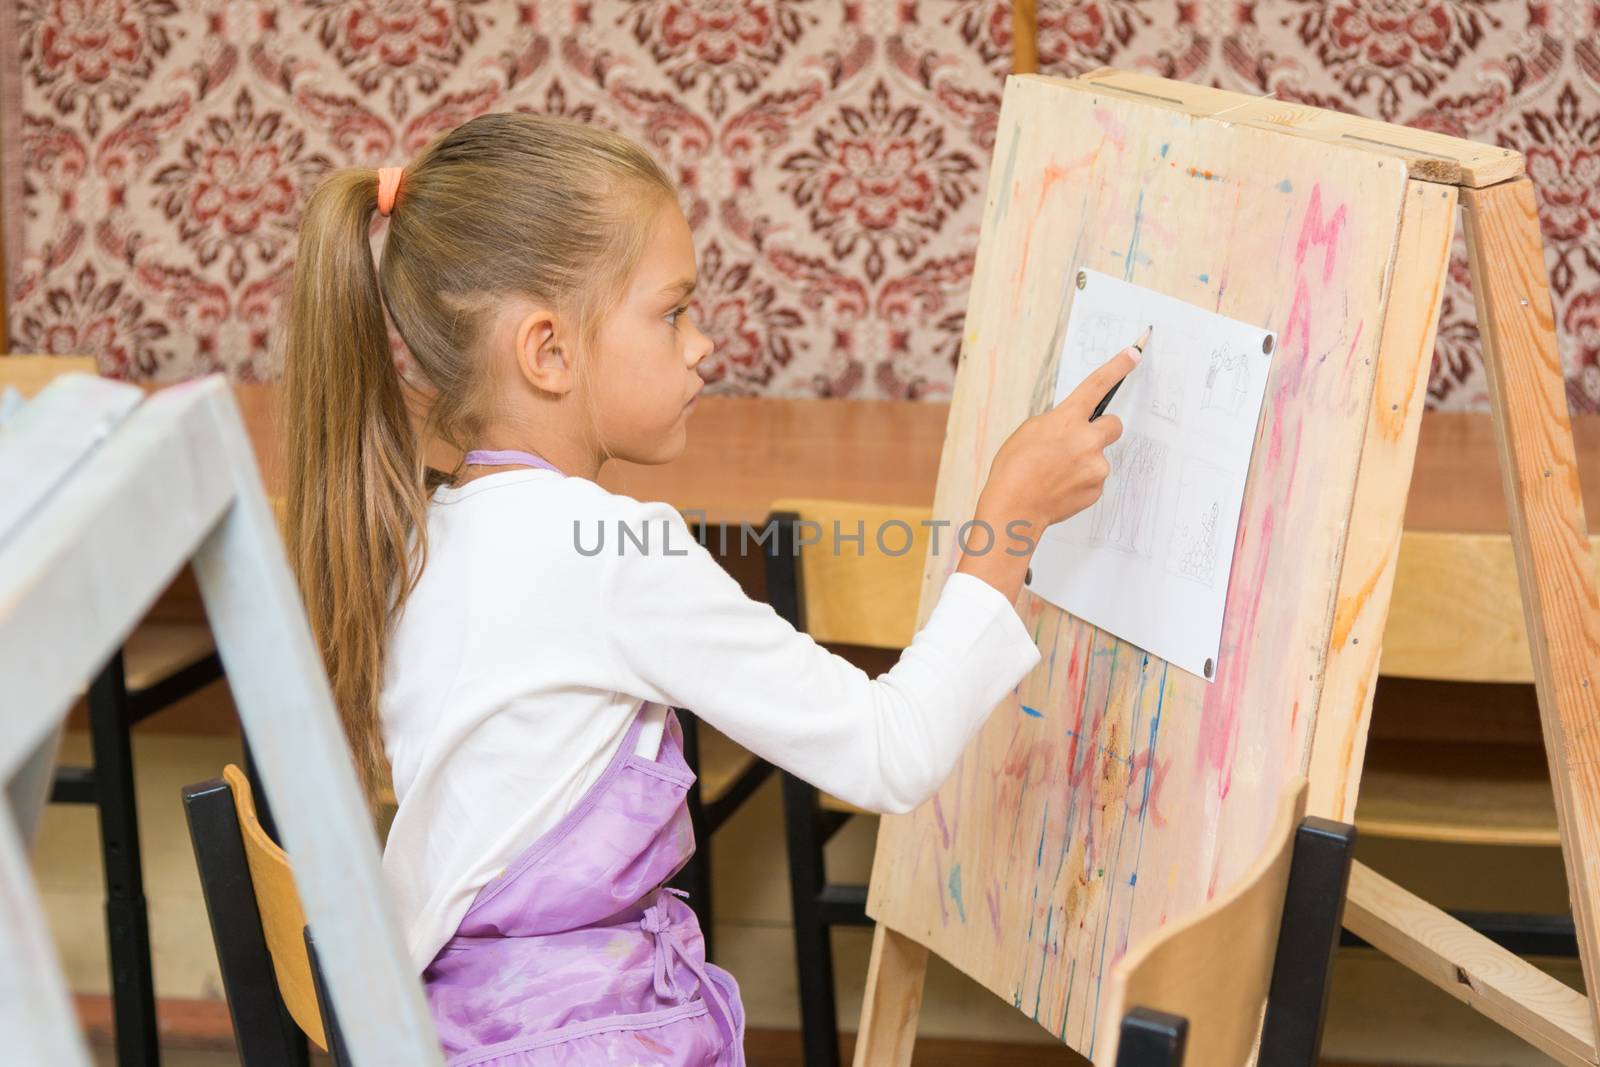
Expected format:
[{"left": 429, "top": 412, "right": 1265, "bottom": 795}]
[{"left": 379, "top": 468, "right": 1042, "bottom": 971}]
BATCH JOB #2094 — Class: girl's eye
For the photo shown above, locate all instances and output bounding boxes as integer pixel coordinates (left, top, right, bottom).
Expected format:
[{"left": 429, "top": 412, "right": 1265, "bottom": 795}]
[{"left": 666, "top": 304, "right": 688, "bottom": 328}]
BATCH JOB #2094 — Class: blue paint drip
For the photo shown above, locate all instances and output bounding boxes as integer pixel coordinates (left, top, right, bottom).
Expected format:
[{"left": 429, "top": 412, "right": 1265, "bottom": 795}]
[
  {"left": 1033, "top": 906, "right": 1054, "bottom": 1020},
  {"left": 1021, "top": 704, "right": 1044, "bottom": 718},
  {"left": 1199, "top": 273, "right": 1211, "bottom": 283},
  {"left": 1036, "top": 802, "right": 1048, "bottom": 867},
  {"left": 948, "top": 864, "right": 967, "bottom": 923},
  {"left": 1159, "top": 142, "right": 1170, "bottom": 158},
  {"left": 1122, "top": 190, "right": 1146, "bottom": 283},
  {"left": 1277, "top": 178, "right": 1294, "bottom": 193}
]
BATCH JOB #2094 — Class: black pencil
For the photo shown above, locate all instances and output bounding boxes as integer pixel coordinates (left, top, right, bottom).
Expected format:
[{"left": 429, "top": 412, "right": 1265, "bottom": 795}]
[{"left": 1089, "top": 325, "right": 1152, "bottom": 422}]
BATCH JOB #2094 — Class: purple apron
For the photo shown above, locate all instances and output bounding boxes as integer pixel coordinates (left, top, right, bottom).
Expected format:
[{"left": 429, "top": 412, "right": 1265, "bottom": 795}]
[{"left": 423, "top": 450, "right": 745, "bottom": 1066}]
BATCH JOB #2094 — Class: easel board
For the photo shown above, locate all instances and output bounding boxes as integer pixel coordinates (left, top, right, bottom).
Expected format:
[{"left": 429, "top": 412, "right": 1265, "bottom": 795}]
[{"left": 866, "top": 72, "right": 1456, "bottom": 1059}]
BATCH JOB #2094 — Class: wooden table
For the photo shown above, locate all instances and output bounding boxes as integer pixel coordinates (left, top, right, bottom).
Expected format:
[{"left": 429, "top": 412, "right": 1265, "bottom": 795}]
[
  {"left": 223, "top": 382, "right": 1599, "bottom": 532},
  {"left": 227, "top": 385, "right": 949, "bottom": 525}
]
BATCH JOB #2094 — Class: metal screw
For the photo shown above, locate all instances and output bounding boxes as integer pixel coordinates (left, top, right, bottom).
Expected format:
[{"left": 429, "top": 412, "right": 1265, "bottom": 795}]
[
  {"left": 1076, "top": 270, "right": 1087, "bottom": 290},
  {"left": 1025, "top": 567, "right": 1033, "bottom": 585},
  {"left": 1262, "top": 335, "right": 1275, "bottom": 355},
  {"left": 1545, "top": 469, "right": 1552, "bottom": 477},
  {"left": 1521, "top": 298, "right": 1529, "bottom": 307},
  {"left": 1204, "top": 658, "right": 1214, "bottom": 678}
]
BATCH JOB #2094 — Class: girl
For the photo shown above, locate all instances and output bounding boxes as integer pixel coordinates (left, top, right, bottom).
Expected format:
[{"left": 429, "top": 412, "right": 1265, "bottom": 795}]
[{"left": 283, "top": 113, "right": 1132, "bottom": 1066}]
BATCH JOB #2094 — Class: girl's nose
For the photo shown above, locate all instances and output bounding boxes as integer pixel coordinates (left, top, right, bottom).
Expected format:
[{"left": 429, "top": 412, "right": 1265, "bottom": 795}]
[{"left": 685, "top": 317, "right": 713, "bottom": 368}]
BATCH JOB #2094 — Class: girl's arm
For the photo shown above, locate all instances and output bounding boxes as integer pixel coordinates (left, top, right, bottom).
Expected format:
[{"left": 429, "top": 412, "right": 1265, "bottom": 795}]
[{"left": 602, "top": 501, "right": 1041, "bottom": 815}]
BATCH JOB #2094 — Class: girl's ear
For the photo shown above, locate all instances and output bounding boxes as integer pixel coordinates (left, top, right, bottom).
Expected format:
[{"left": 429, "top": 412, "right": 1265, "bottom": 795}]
[{"left": 514, "top": 308, "right": 573, "bottom": 396}]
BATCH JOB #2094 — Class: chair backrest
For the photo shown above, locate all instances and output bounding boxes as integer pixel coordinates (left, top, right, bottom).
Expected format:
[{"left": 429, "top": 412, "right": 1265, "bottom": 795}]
[
  {"left": 222, "top": 764, "right": 327, "bottom": 1050},
  {"left": 1381, "top": 530, "right": 1600, "bottom": 683},
  {"left": 1096, "top": 778, "right": 1310, "bottom": 1066},
  {"left": 765, "top": 498, "right": 934, "bottom": 649}
]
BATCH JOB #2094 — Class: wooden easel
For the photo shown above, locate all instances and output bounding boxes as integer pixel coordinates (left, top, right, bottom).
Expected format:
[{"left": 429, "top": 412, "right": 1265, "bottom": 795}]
[
  {"left": 0, "top": 376, "right": 443, "bottom": 1064},
  {"left": 851, "top": 68, "right": 1600, "bottom": 1067}
]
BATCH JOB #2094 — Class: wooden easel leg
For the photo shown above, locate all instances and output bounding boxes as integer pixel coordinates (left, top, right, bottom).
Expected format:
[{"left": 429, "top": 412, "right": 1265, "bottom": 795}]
[
  {"left": 851, "top": 924, "right": 928, "bottom": 1067},
  {"left": 1464, "top": 176, "right": 1600, "bottom": 1050}
]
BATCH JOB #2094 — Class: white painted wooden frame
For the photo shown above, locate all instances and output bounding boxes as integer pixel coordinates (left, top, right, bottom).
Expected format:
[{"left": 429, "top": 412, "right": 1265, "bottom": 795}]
[{"left": 0, "top": 374, "right": 443, "bottom": 1064}]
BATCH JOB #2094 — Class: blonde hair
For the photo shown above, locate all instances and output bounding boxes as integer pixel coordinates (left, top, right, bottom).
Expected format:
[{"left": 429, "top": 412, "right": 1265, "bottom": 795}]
[{"left": 282, "top": 113, "right": 675, "bottom": 799}]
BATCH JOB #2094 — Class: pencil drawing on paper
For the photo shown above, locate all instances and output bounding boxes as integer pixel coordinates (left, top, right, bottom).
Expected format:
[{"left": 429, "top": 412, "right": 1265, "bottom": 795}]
[
  {"left": 1200, "top": 345, "right": 1251, "bottom": 417},
  {"left": 1146, "top": 348, "right": 1182, "bottom": 422},
  {"left": 1087, "top": 433, "right": 1167, "bottom": 556},
  {"left": 1077, "top": 311, "right": 1121, "bottom": 367},
  {"left": 1167, "top": 459, "right": 1229, "bottom": 587}
]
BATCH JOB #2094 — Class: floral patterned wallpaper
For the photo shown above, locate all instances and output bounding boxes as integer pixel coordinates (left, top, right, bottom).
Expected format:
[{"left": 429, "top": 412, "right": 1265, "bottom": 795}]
[{"left": 2, "top": 1, "right": 1597, "bottom": 410}]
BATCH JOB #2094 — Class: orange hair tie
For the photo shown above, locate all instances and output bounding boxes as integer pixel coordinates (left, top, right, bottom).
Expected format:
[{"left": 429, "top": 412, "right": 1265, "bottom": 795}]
[{"left": 376, "top": 166, "right": 403, "bottom": 216}]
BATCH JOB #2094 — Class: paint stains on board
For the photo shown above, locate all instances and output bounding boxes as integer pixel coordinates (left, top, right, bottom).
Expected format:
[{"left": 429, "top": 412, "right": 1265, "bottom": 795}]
[
  {"left": 1014, "top": 148, "right": 1103, "bottom": 286},
  {"left": 1021, "top": 704, "right": 1044, "bottom": 718},
  {"left": 1093, "top": 107, "right": 1129, "bottom": 150},
  {"left": 1186, "top": 166, "right": 1222, "bottom": 182},
  {"left": 1127, "top": 746, "right": 1172, "bottom": 828},
  {"left": 934, "top": 794, "right": 952, "bottom": 848},
  {"left": 1277, "top": 178, "right": 1294, "bottom": 193},
  {"left": 1121, "top": 189, "right": 1146, "bottom": 282},
  {"left": 1343, "top": 320, "right": 1366, "bottom": 369},
  {"left": 1278, "top": 184, "right": 1352, "bottom": 399},
  {"left": 948, "top": 864, "right": 968, "bottom": 922}
]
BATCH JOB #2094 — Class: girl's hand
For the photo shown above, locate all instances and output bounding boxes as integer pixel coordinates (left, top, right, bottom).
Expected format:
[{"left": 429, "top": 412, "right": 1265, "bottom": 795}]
[
  {"left": 987, "top": 346, "right": 1137, "bottom": 527},
  {"left": 955, "top": 346, "right": 1138, "bottom": 601}
]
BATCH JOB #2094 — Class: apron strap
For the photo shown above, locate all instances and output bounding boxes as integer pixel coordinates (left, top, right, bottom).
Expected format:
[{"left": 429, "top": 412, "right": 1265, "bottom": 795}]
[
  {"left": 464, "top": 448, "right": 564, "bottom": 477},
  {"left": 641, "top": 888, "right": 743, "bottom": 1064}
]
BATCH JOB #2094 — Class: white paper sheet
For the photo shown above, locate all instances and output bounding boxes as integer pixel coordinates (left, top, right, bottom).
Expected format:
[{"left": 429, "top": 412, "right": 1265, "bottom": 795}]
[{"left": 1025, "top": 269, "right": 1276, "bottom": 682}]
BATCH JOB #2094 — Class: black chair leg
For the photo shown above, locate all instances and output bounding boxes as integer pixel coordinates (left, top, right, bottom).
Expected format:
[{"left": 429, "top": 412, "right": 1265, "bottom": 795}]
[
  {"left": 1117, "top": 1006, "right": 1188, "bottom": 1067},
  {"left": 1259, "top": 816, "right": 1357, "bottom": 1065},
  {"left": 89, "top": 653, "right": 159, "bottom": 1067},
  {"left": 182, "top": 779, "right": 310, "bottom": 1067},
  {"left": 783, "top": 771, "right": 840, "bottom": 1067},
  {"left": 670, "top": 709, "right": 716, "bottom": 960}
]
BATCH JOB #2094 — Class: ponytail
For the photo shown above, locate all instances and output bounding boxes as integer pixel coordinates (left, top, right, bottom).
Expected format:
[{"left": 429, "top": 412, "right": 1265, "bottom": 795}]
[{"left": 283, "top": 168, "right": 427, "bottom": 803}]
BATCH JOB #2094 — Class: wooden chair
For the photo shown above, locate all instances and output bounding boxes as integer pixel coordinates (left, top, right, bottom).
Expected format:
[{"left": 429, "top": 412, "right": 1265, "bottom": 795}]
[
  {"left": 762, "top": 499, "right": 933, "bottom": 1067},
  {"left": 1099, "top": 778, "right": 1357, "bottom": 1066},
  {"left": 6, "top": 354, "right": 224, "bottom": 1067},
  {"left": 182, "top": 765, "right": 350, "bottom": 1067},
  {"left": 1355, "top": 529, "right": 1586, "bottom": 953}
]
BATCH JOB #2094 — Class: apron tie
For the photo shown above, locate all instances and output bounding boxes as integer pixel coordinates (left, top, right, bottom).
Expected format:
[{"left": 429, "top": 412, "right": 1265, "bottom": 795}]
[{"left": 639, "top": 887, "right": 743, "bottom": 1064}]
